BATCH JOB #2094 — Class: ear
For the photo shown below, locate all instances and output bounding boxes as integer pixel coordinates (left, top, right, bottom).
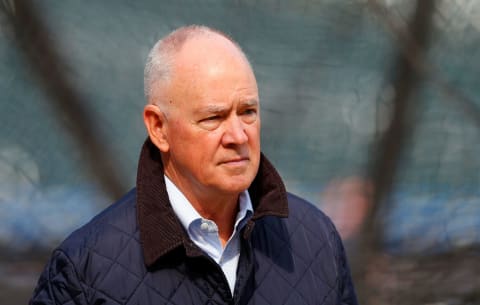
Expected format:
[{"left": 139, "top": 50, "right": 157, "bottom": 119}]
[{"left": 143, "top": 104, "right": 170, "bottom": 152}]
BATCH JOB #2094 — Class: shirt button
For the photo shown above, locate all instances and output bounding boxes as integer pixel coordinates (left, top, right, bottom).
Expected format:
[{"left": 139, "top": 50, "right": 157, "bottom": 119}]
[
  {"left": 200, "top": 221, "right": 209, "bottom": 231},
  {"left": 208, "top": 223, "right": 218, "bottom": 233}
]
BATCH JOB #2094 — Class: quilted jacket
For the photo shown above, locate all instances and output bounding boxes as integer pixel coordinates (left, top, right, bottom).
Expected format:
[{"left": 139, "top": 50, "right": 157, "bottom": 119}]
[{"left": 30, "top": 139, "right": 358, "bottom": 305}]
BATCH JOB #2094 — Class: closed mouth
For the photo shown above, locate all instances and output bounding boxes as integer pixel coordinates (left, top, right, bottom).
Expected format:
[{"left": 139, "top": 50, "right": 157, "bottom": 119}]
[{"left": 220, "top": 157, "right": 249, "bottom": 164}]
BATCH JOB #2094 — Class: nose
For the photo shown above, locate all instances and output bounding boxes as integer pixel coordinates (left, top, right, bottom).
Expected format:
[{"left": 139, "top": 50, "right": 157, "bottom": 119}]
[{"left": 222, "top": 115, "right": 248, "bottom": 146}]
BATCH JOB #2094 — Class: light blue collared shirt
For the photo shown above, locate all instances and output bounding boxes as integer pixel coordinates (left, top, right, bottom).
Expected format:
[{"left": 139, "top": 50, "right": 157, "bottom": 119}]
[{"left": 164, "top": 175, "right": 253, "bottom": 294}]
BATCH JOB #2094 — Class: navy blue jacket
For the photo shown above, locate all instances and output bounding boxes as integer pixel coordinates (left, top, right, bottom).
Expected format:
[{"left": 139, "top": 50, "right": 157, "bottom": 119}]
[{"left": 30, "top": 140, "right": 358, "bottom": 305}]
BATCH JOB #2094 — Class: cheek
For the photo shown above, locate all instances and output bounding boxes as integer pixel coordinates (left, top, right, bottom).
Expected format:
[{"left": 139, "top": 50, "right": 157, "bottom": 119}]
[
  {"left": 247, "top": 125, "right": 261, "bottom": 145},
  {"left": 181, "top": 128, "right": 220, "bottom": 160},
  {"left": 169, "top": 121, "right": 198, "bottom": 146},
  {"left": 171, "top": 120, "right": 188, "bottom": 136}
]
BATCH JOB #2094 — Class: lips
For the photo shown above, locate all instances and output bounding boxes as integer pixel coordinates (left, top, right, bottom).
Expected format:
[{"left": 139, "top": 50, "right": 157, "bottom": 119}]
[{"left": 219, "top": 156, "right": 249, "bottom": 165}]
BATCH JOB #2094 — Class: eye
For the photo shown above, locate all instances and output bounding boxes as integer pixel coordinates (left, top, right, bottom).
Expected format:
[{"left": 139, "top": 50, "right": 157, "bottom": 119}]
[
  {"left": 203, "top": 115, "right": 220, "bottom": 122},
  {"left": 241, "top": 108, "right": 257, "bottom": 123},
  {"left": 198, "top": 115, "right": 222, "bottom": 130}
]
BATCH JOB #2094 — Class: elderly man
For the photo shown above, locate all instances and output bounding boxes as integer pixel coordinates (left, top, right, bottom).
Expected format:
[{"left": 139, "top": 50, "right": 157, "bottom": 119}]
[{"left": 30, "top": 25, "right": 358, "bottom": 305}]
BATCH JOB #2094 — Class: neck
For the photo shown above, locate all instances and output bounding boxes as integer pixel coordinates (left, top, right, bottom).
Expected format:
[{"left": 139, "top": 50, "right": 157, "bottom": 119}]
[
  {"left": 186, "top": 189, "right": 240, "bottom": 247},
  {"left": 163, "top": 168, "right": 240, "bottom": 246},
  {"left": 194, "top": 195, "right": 239, "bottom": 246}
]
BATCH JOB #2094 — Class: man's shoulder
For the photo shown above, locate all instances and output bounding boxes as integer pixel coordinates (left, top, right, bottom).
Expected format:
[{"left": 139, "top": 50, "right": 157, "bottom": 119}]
[
  {"left": 33, "top": 189, "right": 148, "bottom": 302},
  {"left": 283, "top": 192, "right": 341, "bottom": 248},
  {"left": 57, "top": 188, "right": 139, "bottom": 262},
  {"left": 286, "top": 192, "right": 334, "bottom": 228},
  {"left": 254, "top": 191, "right": 339, "bottom": 247},
  {"left": 251, "top": 192, "right": 345, "bottom": 293}
]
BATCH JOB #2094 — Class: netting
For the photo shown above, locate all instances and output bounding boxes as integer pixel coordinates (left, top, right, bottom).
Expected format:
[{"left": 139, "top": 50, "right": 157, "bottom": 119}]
[{"left": 1, "top": 0, "right": 480, "bottom": 303}]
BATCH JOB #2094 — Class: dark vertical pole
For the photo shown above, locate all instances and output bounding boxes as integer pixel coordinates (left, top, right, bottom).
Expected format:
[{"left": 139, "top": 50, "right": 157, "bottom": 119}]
[
  {"left": 355, "top": 0, "right": 436, "bottom": 302},
  {"left": 369, "top": 0, "right": 435, "bottom": 250},
  {"left": 2, "top": 0, "right": 126, "bottom": 199}
]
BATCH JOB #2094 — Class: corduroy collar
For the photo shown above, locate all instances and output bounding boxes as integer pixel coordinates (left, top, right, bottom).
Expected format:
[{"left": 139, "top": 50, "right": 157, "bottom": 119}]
[{"left": 136, "top": 138, "right": 289, "bottom": 267}]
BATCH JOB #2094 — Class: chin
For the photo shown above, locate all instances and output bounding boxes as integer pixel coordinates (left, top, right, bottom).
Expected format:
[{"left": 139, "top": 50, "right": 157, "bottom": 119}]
[{"left": 219, "top": 174, "right": 255, "bottom": 194}]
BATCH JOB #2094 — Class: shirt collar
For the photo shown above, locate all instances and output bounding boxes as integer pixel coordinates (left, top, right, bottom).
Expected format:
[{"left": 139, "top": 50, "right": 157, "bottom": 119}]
[{"left": 165, "top": 175, "right": 253, "bottom": 234}]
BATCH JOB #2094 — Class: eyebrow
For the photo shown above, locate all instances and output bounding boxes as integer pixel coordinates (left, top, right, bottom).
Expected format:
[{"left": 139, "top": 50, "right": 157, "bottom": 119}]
[
  {"left": 196, "top": 105, "right": 227, "bottom": 115},
  {"left": 195, "top": 99, "right": 259, "bottom": 115},
  {"left": 240, "top": 99, "right": 259, "bottom": 108}
]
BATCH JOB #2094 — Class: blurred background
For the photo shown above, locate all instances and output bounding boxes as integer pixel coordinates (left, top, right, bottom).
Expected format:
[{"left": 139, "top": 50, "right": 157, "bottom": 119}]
[{"left": 1, "top": 0, "right": 480, "bottom": 304}]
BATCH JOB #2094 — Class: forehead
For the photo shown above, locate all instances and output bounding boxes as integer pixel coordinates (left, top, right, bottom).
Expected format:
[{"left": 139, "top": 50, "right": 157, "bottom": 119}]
[
  {"left": 168, "top": 34, "right": 259, "bottom": 109},
  {"left": 175, "top": 34, "right": 254, "bottom": 79}
]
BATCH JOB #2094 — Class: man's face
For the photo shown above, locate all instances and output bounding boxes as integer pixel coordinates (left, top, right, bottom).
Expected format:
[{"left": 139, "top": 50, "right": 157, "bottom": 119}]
[{"left": 160, "top": 35, "right": 261, "bottom": 200}]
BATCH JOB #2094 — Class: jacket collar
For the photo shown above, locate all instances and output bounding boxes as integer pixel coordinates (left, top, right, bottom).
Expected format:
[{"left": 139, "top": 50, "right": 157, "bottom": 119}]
[{"left": 136, "top": 138, "right": 289, "bottom": 267}]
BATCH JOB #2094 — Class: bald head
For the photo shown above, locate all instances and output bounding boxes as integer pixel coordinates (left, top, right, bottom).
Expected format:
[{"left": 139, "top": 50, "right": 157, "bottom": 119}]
[{"left": 144, "top": 25, "right": 252, "bottom": 106}]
